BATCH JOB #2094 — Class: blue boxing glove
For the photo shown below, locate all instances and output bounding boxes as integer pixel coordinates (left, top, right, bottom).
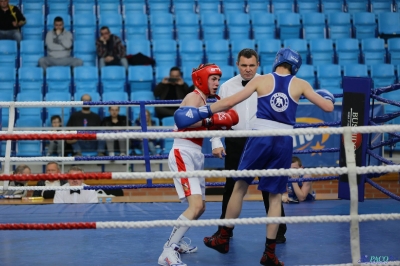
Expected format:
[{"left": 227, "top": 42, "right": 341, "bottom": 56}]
[
  {"left": 315, "top": 89, "right": 335, "bottom": 104},
  {"left": 174, "top": 105, "right": 213, "bottom": 129}
]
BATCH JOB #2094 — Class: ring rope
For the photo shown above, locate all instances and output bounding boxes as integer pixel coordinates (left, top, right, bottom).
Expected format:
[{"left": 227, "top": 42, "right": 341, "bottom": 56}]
[
  {"left": 365, "top": 178, "right": 400, "bottom": 201},
  {"left": 373, "top": 83, "right": 400, "bottom": 95}
]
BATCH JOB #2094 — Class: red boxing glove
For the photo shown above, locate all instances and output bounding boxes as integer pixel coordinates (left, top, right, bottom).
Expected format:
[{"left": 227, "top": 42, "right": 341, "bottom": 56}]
[
  {"left": 226, "top": 109, "right": 239, "bottom": 126},
  {"left": 202, "top": 112, "right": 234, "bottom": 130}
]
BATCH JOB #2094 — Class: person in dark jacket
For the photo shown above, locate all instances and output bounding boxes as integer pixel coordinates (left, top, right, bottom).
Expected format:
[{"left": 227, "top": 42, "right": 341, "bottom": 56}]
[
  {"left": 32, "top": 162, "right": 67, "bottom": 199},
  {"left": 96, "top": 26, "right": 128, "bottom": 70}
]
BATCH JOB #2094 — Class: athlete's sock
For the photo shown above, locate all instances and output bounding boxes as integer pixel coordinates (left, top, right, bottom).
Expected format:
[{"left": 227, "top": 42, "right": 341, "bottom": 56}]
[{"left": 166, "top": 214, "right": 190, "bottom": 247}]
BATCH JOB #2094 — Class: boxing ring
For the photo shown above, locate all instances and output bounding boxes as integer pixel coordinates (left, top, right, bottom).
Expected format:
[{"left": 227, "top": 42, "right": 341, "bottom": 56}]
[{"left": 1, "top": 80, "right": 400, "bottom": 265}]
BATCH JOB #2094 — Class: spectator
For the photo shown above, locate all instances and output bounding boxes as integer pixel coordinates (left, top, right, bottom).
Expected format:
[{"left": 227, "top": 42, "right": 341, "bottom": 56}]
[
  {"left": 133, "top": 109, "right": 158, "bottom": 155},
  {"left": 32, "top": 162, "right": 67, "bottom": 199},
  {"left": 96, "top": 26, "right": 128, "bottom": 70},
  {"left": 101, "top": 106, "right": 130, "bottom": 156},
  {"left": 153, "top": 66, "right": 190, "bottom": 121},
  {"left": 66, "top": 94, "right": 105, "bottom": 156},
  {"left": 38, "top": 16, "right": 83, "bottom": 70},
  {"left": 46, "top": 115, "right": 63, "bottom": 156},
  {"left": 53, "top": 166, "right": 98, "bottom": 203},
  {"left": 0, "top": 165, "right": 31, "bottom": 198},
  {"left": 282, "top": 156, "right": 316, "bottom": 203},
  {"left": 0, "top": 0, "right": 25, "bottom": 44}
]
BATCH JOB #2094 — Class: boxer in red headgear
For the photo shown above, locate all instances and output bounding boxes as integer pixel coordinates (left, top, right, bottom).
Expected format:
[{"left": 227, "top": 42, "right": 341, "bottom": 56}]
[{"left": 158, "top": 63, "right": 239, "bottom": 266}]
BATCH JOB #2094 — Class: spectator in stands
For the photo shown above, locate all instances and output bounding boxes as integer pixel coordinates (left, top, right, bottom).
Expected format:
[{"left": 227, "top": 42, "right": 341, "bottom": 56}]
[
  {"left": 47, "top": 115, "right": 63, "bottom": 156},
  {"left": 66, "top": 94, "right": 105, "bottom": 156},
  {"left": 38, "top": 16, "right": 83, "bottom": 70},
  {"left": 153, "top": 66, "right": 190, "bottom": 121},
  {"left": 101, "top": 106, "right": 130, "bottom": 156},
  {"left": 0, "top": 0, "right": 26, "bottom": 44},
  {"left": 96, "top": 26, "right": 128, "bottom": 70},
  {"left": 53, "top": 166, "right": 98, "bottom": 203},
  {"left": 32, "top": 162, "right": 67, "bottom": 199},
  {"left": 282, "top": 156, "right": 316, "bottom": 203},
  {"left": 0, "top": 165, "right": 31, "bottom": 198},
  {"left": 133, "top": 109, "right": 158, "bottom": 155}
]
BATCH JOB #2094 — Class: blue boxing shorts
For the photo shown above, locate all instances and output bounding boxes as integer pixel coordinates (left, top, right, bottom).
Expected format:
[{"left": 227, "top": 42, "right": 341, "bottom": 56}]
[{"left": 234, "top": 135, "right": 292, "bottom": 194}]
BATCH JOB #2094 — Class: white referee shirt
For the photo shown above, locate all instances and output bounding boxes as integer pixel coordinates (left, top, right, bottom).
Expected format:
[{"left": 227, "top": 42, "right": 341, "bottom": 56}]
[
  {"left": 211, "top": 74, "right": 259, "bottom": 150},
  {"left": 53, "top": 183, "right": 98, "bottom": 204}
]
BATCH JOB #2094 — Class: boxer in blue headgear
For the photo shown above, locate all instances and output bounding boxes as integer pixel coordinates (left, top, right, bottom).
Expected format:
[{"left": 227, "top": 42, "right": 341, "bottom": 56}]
[{"left": 176, "top": 48, "right": 335, "bottom": 266}]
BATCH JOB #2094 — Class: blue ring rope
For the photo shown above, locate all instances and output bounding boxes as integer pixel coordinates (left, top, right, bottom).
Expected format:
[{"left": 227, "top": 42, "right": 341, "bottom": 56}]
[{"left": 365, "top": 178, "right": 400, "bottom": 201}]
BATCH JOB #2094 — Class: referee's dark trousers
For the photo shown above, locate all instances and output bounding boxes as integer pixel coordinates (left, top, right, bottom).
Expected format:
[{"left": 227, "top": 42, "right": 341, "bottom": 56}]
[{"left": 220, "top": 136, "right": 287, "bottom": 236}]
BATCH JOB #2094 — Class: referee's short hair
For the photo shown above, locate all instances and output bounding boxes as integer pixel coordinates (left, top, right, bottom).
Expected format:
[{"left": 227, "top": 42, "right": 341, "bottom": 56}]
[{"left": 237, "top": 48, "right": 259, "bottom": 63}]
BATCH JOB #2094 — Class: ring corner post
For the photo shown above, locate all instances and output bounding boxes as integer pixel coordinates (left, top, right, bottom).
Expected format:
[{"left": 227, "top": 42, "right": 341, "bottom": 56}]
[{"left": 338, "top": 76, "right": 372, "bottom": 202}]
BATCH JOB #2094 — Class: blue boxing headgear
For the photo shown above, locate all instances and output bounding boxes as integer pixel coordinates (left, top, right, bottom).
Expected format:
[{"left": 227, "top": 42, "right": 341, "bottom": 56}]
[{"left": 272, "top": 48, "right": 302, "bottom": 75}]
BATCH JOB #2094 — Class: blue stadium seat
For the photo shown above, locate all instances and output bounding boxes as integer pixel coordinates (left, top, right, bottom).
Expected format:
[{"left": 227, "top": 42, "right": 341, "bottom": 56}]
[
  {"left": 388, "top": 38, "right": 400, "bottom": 65},
  {"left": 126, "top": 39, "right": 151, "bottom": 57},
  {"left": 0, "top": 93, "right": 14, "bottom": 127},
  {"left": 16, "top": 141, "right": 43, "bottom": 157},
  {"left": 283, "top": 39, "right": 308, "bottom": 64},
  {"left": 231, "top": 39, "right": 256, "bottom": 63},
  {"left": 130, "top": 91, "right": 156, "bottom": 121},
  {"left": 296, "top": 0, "right": 320, "bottom": 14},
  {"left": 18, "top": 67, "right": 43, "bottom": 93},
  {"left": 153, "top": 40, "right": 177, "bottom": 66},
  {"left": 98, "top": 1, "right": 121, "bottom": 15},
  {"left": 370, "top": 64, "right": 396, "bottom": 88},
  {"left": 336, "top": 38, "right": 360, "bottom": 66},
  {"left": 257, "top": 39, "right": 282, "bottom": 67},
  {"left": 101, "top": 66, "right": 126, "bottom": 92},
  {"left": 343, "top": 64, "right": 369, "bottom": 77},
  {"left": 317, "top": 64, "right": 342, "bottom": 89},
  {"left": 155, "top": 66, "right": 171, "bottom": 84},
  {"left": 128, "top": 65, "right": 154, "bottom": 92},
  {"left": 277, "top": 13, "right": 301, "bottom": 40},
  {"left": 21, "top": 0, "right": 44, "bottom": 14},
  {"left": 123, "top": 0, "right": 146, "bottom": 16},
  {"left": 296, "top": 64, "right": 316, "bottom": 88},
  {"left": 327, "top": 12, "right": 352, "bottom": 41},
  {"left": 46, "top": 13, "right": 71, "bottom": 32},
  {"left": 149, "top": 13, "right": 174, "bottom": 40},
  {"left": 148, "top": 0, "right": 171, "bottom": 14},
  {"left": 73, "top": 91, "right": 101, "bottom": 114},
  {"left": 180, "top": 65, "right": 194, "bottom": 86},
  {"left": 251, "top": 13, "right": 275, "bottom": 40},
  {"left": 73, "top": 40, "right": 96, "bottom": 67},
  {"left": 321, "top": 0, "right": 344, "bottom": 14},
  {"left": 102, "top": 91, "right": 129, "bottom": 117},
  {"left": 72, "top": 0, "right": 95, "bottom": 15},
  {"left": 160, "top": 116, "right": 175, "bottom": 153},
  {"left": 361, "top": 38, "right": 386, "bottom": 66},
  {"left": 44, "top": 91, "right": 71, "bottom": 126},
  {"left": 99, "top": 14, "right": 123, "bottom": 39},
  {"left": 352, "top": 12, "right": 377, "bottom": 40},
  {"left": 21, "top": 13, "right": 44, "bottom": 40},
  {"left": 175, "top": 13, "right": 200, "bottom": 40},
  {"left": 371, "top": 0, "right": 394, "bottom": 14},
  {"left": 226, "top": 13, "right": 251, "bottom": 40},
  {"left": 16, "top": 91, "right": 43, "bottom": 117},
  {"left": 205, "top": 39, "right": 230, "bottom": 66},
  {"left": 0, "top": 67, "right": 16, "bottom": 95},
  {"left": 201, "top": 13, "right": 225, "bottom": 40},
  {"left": 125, "top": 13, "right": 149, "bottom": 40},
  {"left": 47, "top": 1, "right": 70, "bottom": 15},
  {"left": 20, "top": 40, "right": 43, "bottom": 67},
  {"left": 345, "top": 0, "right": 369, "bottom": 13},
  {"left": 247, "top": 0, "right": 270, "bottom": 14},
  {"left": 302, "top": 12, "right": 326, "bottom": 40},
  {"left": 46, "top": 66, "right": 71, "bottom": 92},
  {"left": 218, "top": 65, "right": 235, "bottom": 88},
  {"left": 197, "top": 1, "right": 220, "bottom": 13},
  {"left": 271, "top": 0, "right": 294, "bottom": 14},
  {"left": 223, "top": 0, "right": 245, "bottom": 15},
  {"left": 309, "top": 39, "right": 334, "bottom": 66},
  {"left": 74, "top": 66, "right": 99, "bottom": 92},
  {"left": 73, "top": 14, "right": 97, "bottom": 41},
  {"left": 173, "top": 0, "right": 195, "bottom": 14},
  {"left": 179, "top": 39, "right": 204, "bottom": 67},
  {"left": 15, "top": 117, "right": 43, "bottom": 127},
  {"left": 378, "top": 12, "right": 400, "bottom": 36},
  {"left": 0, "top": 40, "right": 17, "bottom": 68}
]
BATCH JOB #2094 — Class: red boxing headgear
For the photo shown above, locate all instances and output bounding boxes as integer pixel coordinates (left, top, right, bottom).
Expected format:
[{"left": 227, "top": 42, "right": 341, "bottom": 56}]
[{"left": 191, "top": 63, "right": 222, "bottom": 95}]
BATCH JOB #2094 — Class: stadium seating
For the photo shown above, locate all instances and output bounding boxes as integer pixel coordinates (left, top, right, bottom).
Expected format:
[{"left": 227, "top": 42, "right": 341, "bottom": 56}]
[
  {"left": 223, "top": 0, "right": 245, "bottom": 15},
  {"left": 218, "top": 65, "right": 235, "bottom": 87},
  {"left": 345, "top": 0, "right": 369, "bottom": 13},
  {"left": 73, "top": 40, "right": 97, "bottom": 67},
  {"left": 201, "top": 13, "right": 225, "bottom": 40},
  {"left": 321, "top": 0, "right": 344, "bottom": 14},
  {"left": 296, "top": 64, "right": 316, "bottom": 88},
  {"left": 98, "top": 1, "right": 121, "bottom": 15},
  {"left": 20, "top": 40, "right": 43, "bottom": 67},
  {"left": 251, "top": 13, "right": 276, "bottom": 40},
  {"left": 181, "top": 65, "right": 194, "bottom": 86},
  {"left": 283, "top": 39, "right": 308, "bottom": 63},
  {"left": 148, "top": 0, "right": 171, "bottom": 14},
  {"left": 277, "top": 13, "right": 301, "bottom": 40},
  {"left": 226, "top": 12, "right": 251, "bottom": 40},
  {"left": 377, "top": 12, "right": 400, "bottom": 36},
  {"left": 309, "top": 39, "right": 334, "bottom": 66},
  {"left": 352, "top": 12, "right": 377, "bottom": 40},
  {"left": 371, "top": 0, "right": 394, "bottom": 13},
  {"left": 47, "top": 1, "right": 70, "bottom": 15},
  {"left": 317, "top": 64, "right": 342, "bottom": 89},
  {"left": 327, "top": 12, "right": 352, "bottom": 41},
  {"left": 175, "top": 13, "right": 200, "bottom": 40},
  {"left": 247, "top": 0, "right": 270, "bottom": 14},
  {"left": 21, "top": 13, "right": 45, "bottom": 40},
  {"left": 125, "top": 13, "right": 148, "bottom": 40},
  {"left": 123, "top": 0, "right": 146, "bottom": 16},
  {"left": 155, "top": 66, "right": 171, "bottom": 84},
  {"left": 21, "top": 0, "right": 45, "bottom": 14},
  {"left": 149, "top": 13, "right": 174, "bottom": 40},
  {"left": 16, "top": 141, "right": 43, "bottom": 157},
  {"left": 73, "top": 14, "right": 97, "bottom": 41},
  {"left": 257, "top": 39, "right": 282, "bottom": 67},
  {"left": 296, "top": 0, "right": 320, "bottom": 14},
  {"left": 74, "top": 66, "right": 99, "bottom": 92},
  {"left": 271, "top": 0, "right": 295, "bottom": 14},
  {"left": 160, "top": 116, "right": 175, "bottom": 154},
  {"left": 15, "top": 117, "right": 42, "bottom": 128},
  {"left": 205, "top": 39, "right": 230, "bottom": 66},
  {"left": 99, "top": 14, "right": 123, "bottom": 39},
  {"left": 197, "top": 1, "right": 220, "bottom": 13},
  {"left": 0, "top": 67, "right": 16, "bottom": 95},
  {"left": 0, "top": 40, "right": 17, "bottom": 68},
  {"left": 44, "top": 91, "right": 71, "bottom": 126},
  {"left": 18, "top": 67, "right": 43, "bottom": 93},
  {"left": 72, "top": 0, "right": 95, "bottom": 15},
  {"left": 101, "top": 66, "right": 126, "bottom": 92},
  {"left": 128, "top": 65, "right": 154, "bottom": 92},
  {"left": 152, "top": 40, "right": 177, "bottom": 66},
  {"left": 179, "top": 39, "right": 204, "bottom": 67},
  {"left": 126, "top": 39, "right": 151, "bottom": 57},
  {"left": 370, "top": 64, "right": 396, "bottom": 88},
  {"left": 343, "top": 64, "right": 369, "bottom": 77},
  {"left": 130, "top": 91, "right": 156, "bottom": 121},
  {"left": 173, "top": 0, "right": 195, "bottom": 14},
  {"left": 361, "top": 38, "right": 386, "bottom": 66},
  {"left": 0, "top": 93, "right": 14, "bottom": 127},
  {"left": 302, "top": 12, "right": 326, "bottom": 40},
  {"left": 16, "top": 91, "right": 43, "bottom": 117},
  {"left": 231, "top": 39, "right": 256, "bottom": 63},
  {"left": 46, "top": 66, "right": 71, "bottom": 92},
  {"left": 388, "top": 38, "right": 400, "bottom": 65},
  {"left": 336, "top": 38, "right": 360, "bottom": 66}
]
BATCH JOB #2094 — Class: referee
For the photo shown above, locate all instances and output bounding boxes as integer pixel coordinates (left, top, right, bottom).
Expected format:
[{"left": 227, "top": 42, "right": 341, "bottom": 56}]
[{"left": 209, "top": 48, "right": 287, "bottom": 243}]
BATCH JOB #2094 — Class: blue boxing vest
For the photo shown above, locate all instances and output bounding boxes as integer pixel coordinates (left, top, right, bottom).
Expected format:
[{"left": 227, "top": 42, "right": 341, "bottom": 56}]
[
  {"left": 287, "top": 178, "right": 316, "bottom": 203},
  {"left": 256, "top": 72, "right": 298, "bottom": 126}
]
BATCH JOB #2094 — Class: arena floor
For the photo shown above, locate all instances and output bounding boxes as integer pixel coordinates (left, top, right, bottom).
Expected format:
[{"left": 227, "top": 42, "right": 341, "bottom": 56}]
[{"left": 0, "top": 199, "right": 399, "bottom": 265}]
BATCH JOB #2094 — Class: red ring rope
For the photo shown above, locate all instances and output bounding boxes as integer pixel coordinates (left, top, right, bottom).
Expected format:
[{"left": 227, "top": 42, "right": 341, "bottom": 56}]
[
  {"left": 0, "top": 173, "right": 112, "bottom": 181},
  {"left": 0, "top": 133, "right": 97, "bottom": 141},
  {"left": 0, "top": 222, "right": 96, "bottom": 230}
]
